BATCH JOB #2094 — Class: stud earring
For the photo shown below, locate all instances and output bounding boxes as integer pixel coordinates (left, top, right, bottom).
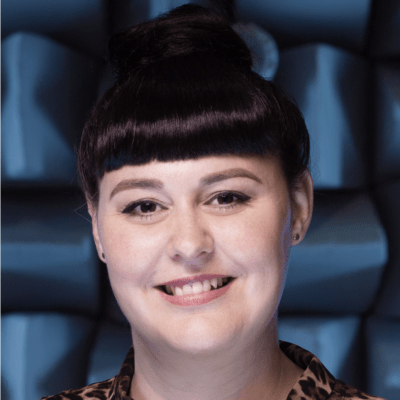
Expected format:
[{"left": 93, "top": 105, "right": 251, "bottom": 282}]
[{"left": 293, "top": 233, "right": 300, "bottom": 241}]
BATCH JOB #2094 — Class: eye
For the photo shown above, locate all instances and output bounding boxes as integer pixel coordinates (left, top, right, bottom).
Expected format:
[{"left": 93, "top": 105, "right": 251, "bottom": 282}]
[
  {"left": 215, "top": 193, "right": 236, "bottom": 205},
  {"left": 137, "top": 202, "right": 157, "bottom": 213},
  {"left": 206, "top": 191, "right": 251, "bottom": 210},
  {"left": 122, "top": 200, "right": 165, "bottom": 217}
]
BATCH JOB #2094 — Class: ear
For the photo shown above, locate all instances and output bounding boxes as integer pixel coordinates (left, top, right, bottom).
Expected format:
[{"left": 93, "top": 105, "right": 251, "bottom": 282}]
[
  {"left": 87, "top": 202, "right": 106, "bottom": 263},
  {"left": 290, "top": 169, "right": 313, "bottom": 246}
]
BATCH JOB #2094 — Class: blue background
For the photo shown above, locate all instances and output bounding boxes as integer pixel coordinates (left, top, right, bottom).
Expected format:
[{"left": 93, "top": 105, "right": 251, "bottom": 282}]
[{"left": 2, "top": 0, "right": 400, "bottom": 398}]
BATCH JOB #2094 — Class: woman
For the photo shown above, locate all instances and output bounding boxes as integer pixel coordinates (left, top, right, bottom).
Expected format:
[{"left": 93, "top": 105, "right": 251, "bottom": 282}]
[{"left": 42, "top": 5, "right": 384, "bottom": 400}]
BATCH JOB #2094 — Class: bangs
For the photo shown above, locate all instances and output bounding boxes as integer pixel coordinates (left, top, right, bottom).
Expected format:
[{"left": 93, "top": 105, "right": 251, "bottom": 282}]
[
  {"left": 79, "top": 5, "right": 310, "bottom": 206},
  {"left": 95, "top": 55, "right": 280, "bottom": 176}
]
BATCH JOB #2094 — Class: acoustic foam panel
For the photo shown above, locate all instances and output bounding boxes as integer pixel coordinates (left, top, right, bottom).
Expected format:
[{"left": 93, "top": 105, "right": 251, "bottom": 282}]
[
  {"left": 278, "top": 316, "right": 362, "bottom": 388},
  {"left": 236, "top": 0, "right": 371, "bottom": 52},
  {"left": 1, "top": 32, "right": 100, "bottom": 187},
  {"left": 373, "top": 62, "right": 400, "bottom": 183},
  {"left": 1, "top": 313, "right": 95, "bottom": 400},
  {"left": 373, "top": 179, "right": 400, "bottom": 318},
  {"left": 369, "top": 0, "right": 400, "bottom": 58},
  {"left": 366, "top": 317, "right": 400, "bottom": 399},
  {"left": 87, "top": 321, "right": 132, "bottom": 385},
  {"left": 281, "top": 192, "right": 388, "bottom": 313},
  {"left": 274, "top": 44, "right": 370, "bottom": 189},
  {"left": 1, "top": 0, "right": 107, "bottom": 57},
  {"left": 2, "top": 193, "right": 101, "bottom": 316}
]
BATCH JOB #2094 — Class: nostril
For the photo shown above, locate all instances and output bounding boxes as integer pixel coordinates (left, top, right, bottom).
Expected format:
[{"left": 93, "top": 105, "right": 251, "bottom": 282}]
[{"left": 172, "top": 254, "right": 182, "bottom": 262}]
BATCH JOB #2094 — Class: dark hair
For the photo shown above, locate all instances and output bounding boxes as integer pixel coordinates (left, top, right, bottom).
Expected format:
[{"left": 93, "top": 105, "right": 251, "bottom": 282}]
[{"left": 78, "top": 4, "right": 310, "bottom": 207}]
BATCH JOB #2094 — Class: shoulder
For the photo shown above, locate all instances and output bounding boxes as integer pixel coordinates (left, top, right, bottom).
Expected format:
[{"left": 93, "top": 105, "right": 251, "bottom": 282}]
[
  {"left": 39, "top": 376, "right": 115, "bottom": 400},
  {"left": 329, "top": 379, "right": 386, "bottom": 400}
]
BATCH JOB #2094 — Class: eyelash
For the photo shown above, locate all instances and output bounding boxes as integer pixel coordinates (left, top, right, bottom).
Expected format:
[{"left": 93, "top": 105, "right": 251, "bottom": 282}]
[{"left": 121, "top": 191, "right": 251, "bottom": 220}]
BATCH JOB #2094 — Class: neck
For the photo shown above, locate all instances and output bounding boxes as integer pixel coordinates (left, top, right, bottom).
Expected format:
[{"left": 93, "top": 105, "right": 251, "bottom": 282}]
[{"left": 129, "top": 317, "right": 302, "bottom": 400}]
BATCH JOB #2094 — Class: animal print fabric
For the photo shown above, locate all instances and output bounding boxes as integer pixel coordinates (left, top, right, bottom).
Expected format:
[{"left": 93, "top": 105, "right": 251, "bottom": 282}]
[{"left": 40, "top": 342, "right": 385, "bottom": 400}]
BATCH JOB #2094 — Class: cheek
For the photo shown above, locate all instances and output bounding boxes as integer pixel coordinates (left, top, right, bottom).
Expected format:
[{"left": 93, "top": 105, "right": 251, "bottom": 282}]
[
  {"left": 214, "top": 207, "right": 292, "bottom": 325},
  {"left": 100, "top": 219, "right": 165, "bottom": 287},
  {"left": 215, "top": 206, "right": 291, "bottom": 274}
]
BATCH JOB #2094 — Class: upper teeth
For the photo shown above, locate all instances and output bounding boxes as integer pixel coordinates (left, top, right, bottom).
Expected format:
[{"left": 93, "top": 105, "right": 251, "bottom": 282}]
[{"left": 166, "top": 277, "right": 229, "bottom": 296}]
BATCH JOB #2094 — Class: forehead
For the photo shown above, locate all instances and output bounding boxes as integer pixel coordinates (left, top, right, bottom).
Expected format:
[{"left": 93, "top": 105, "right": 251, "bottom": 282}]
[{"left": 99, "top": 155, "right": 285, "bottom": 196}]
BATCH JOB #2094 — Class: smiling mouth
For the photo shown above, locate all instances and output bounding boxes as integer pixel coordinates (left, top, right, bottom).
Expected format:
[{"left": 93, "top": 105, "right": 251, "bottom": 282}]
[{"left": 157, "top": 277, "right": 235, "bottom": 296}]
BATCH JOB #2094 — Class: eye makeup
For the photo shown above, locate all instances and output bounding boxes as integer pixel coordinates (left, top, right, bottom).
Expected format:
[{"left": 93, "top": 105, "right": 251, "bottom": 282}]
[{"left": 121, "top": 191, "right": 252, "bottom": 221}]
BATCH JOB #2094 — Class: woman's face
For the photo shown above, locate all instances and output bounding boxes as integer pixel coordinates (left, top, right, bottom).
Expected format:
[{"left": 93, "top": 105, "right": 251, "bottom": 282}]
[{"left": 90, "top": 155, "right": 312, "bottom": 354}]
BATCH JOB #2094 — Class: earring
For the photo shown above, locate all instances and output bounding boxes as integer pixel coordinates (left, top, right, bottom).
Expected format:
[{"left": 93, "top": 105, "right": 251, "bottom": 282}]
[{"left": 293, "top": 233, "right": 300, "bottom": 241}]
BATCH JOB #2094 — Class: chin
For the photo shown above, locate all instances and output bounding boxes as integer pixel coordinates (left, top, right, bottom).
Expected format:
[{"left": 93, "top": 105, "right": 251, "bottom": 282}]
[
  {"left": 164, "top": 321, "right": 238, "bottom": 355},
  {"left": 171, "top": 337, "right": 232, "bottom": 357}
]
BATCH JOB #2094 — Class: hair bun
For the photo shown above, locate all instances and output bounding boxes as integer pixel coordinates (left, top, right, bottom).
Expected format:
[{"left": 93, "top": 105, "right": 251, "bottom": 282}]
[{"left": 108, "top": 4, "right": 253, "bottom": 82}]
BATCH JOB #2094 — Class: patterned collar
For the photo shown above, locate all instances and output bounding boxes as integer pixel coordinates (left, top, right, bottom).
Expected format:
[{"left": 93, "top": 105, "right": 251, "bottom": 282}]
[{"left": 280, "top": 341, "right": 336, "bottom": 399}]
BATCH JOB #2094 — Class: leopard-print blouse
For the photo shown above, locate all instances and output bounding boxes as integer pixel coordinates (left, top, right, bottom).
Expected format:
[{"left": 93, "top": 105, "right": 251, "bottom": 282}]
[{"left": 40, "top": 341, "right": 385, "bottom": 400}]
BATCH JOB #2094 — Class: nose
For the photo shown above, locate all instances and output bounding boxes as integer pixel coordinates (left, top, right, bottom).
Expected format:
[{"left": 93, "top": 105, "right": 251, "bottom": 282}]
[{"left": 167, "top": 208, "right": 214, "bottom": 265}]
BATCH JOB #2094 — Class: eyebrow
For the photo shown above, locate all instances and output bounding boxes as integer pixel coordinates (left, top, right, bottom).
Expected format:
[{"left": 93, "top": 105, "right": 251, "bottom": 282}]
[
  {"left": 110, "top": 179, "right": 164, "bottom": 199},
  {"left": 199, "top": 168, "right": 263, "bottom": 187},
  {"left": 109, "top": 168, "right": 262, "bottom": 200}
]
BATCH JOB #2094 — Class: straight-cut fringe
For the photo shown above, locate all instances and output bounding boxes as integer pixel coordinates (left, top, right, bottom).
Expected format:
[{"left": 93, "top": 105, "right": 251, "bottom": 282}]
[{"left": 78, "top": 5, "right": 309, "bottom": 206}]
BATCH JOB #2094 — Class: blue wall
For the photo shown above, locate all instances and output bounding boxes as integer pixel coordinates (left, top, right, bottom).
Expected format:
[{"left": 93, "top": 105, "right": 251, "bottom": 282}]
[{"left": 2, "top": 1, "right": 400, "bottom": 398}]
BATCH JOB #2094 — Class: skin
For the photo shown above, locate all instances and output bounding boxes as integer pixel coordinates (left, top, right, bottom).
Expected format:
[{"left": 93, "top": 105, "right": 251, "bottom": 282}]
[{"left": 89, "top": 154, "right": 313, "bottom": 400}]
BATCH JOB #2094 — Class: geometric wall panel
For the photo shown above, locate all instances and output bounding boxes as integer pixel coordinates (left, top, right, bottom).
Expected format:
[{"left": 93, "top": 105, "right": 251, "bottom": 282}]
[
  {"left": 1, "top": 33, "right": 100, "bottom": 187},
  {"left": 275, "top": 44, "right": 369, "bottom": 189},
  {"left": 112, "top": 0, "right": 210, "bottom": 35},
  {"left": 373, "top": 179, "right": 400, "bottom": 318},
  {"left": 280, "top": 192, "right": 388, "bottom": 313},
  {"left": 2, "top": 193, "right": 100, "bottom": 316},
  {"left": 87, "top": 321, "right": 132, "bottom": 385},
  {"left": 278, "top": 316, "right": 362, "bottom": 388},
  {"left": 236, "top": 0, "right": 372, "bottom": 51},
  {"left": 1, "top": 0, "right": 107, "bottom": 57},
  {"left": 369, "top": 0, "right": 400, "bottom": 58},
  {"left": 1, "top": 313, "right": 95, "bottom": 400},
  {"left": 373, "top": 63, "right": 400, "bottom": 183},
  {"left": 366, "top": 318, "right": 400, "bottom": 399}
]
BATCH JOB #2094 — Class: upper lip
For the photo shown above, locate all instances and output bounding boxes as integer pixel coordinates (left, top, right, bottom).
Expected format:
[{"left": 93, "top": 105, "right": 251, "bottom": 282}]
[{"left": 157, "top": 274, "right": 232, "bottom": 288}]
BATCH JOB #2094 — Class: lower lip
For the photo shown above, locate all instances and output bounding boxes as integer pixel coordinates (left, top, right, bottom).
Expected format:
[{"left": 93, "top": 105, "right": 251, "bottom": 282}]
[{"left": 157, "top": 279, "right": 235, "bottom": 306}]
